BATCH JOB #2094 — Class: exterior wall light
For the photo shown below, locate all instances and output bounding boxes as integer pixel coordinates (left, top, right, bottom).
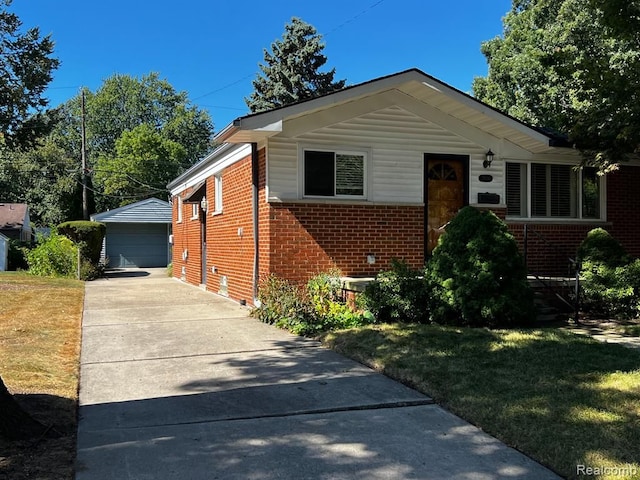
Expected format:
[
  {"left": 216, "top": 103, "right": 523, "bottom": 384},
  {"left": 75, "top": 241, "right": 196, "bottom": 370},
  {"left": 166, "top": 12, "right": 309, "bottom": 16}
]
[
  {"left": 200, "top": 197, "right": 208, "bottom": 212},
  {"left": 483, "top": 149, "right": 495, "bottom": 168}
]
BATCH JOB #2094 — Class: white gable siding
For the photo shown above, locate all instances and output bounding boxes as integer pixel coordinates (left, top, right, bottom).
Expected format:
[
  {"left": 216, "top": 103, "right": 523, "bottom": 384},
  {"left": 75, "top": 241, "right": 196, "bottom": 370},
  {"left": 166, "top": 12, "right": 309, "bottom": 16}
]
[{"left": 267, "top": 106, "right": 492, "bottom": 204}]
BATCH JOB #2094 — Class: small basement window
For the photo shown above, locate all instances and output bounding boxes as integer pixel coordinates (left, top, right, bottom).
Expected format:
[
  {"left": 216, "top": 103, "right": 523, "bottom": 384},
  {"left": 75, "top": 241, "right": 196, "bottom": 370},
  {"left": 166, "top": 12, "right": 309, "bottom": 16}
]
[{"left": 303, "top": 149, "right": 366, "bottom": 199}]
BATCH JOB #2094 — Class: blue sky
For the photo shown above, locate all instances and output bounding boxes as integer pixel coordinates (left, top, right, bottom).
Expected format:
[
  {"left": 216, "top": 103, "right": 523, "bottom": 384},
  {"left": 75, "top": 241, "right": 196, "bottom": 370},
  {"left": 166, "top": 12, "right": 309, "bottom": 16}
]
[{"left": 16, "top": 0, "right": 512, "bottom": 133}]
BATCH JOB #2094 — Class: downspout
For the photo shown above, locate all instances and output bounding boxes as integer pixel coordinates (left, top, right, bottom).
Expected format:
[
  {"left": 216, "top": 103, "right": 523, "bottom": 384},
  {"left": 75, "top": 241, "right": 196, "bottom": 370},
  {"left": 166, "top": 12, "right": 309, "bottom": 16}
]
[{"left": 251, "top": 142, "right": 260, "bottom": 305}]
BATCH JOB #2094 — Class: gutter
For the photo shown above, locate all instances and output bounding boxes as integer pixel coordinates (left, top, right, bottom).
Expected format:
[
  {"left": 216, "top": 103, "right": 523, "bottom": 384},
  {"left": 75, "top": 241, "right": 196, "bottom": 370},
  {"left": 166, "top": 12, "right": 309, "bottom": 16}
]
[{"left": 251, "top": 142, "right": 260, "bottom": 305}]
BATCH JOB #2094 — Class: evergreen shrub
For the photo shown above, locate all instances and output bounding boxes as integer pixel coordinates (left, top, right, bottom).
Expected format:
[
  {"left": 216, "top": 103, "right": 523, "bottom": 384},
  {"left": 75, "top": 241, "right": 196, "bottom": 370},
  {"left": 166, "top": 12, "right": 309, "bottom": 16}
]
[
  {"left": 427, "top": 206, "right": 534, "bottom": 327},
  {"left": 578, "top": 228, "right": 640, "bottom": 318},
  {"left": 57, "top": 221, "right": 106, "bottom": 279}
]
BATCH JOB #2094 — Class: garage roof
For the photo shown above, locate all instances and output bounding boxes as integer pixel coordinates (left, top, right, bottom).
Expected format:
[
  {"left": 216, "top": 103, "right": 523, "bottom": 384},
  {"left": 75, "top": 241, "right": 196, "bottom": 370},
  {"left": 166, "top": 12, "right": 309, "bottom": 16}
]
[{"left": 91, "top": 198, "right": 171, "bottom": 224}]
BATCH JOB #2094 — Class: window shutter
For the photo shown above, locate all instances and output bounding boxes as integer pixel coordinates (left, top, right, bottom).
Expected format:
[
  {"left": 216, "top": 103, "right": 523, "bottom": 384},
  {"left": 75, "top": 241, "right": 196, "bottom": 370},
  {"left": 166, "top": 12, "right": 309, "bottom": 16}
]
[
  {"left": 531, "top": 163, "right": 547, "bottom": 217},
  {"left": 550, "top": 165, "right": 576, "bottom": 217},
  {"left": 506, "top": 163, "right": 526, "bottom": 216}
]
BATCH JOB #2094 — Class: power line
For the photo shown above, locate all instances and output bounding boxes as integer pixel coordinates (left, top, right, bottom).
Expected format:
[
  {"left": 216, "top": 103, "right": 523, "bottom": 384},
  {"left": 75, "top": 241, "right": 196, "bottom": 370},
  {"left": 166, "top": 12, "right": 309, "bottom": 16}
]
[
  {"left": 324, "top": 0, "right": 386, "bottom": 37},
  {"left": 191, "top": 0, "right": 386, "bottom": 102}
]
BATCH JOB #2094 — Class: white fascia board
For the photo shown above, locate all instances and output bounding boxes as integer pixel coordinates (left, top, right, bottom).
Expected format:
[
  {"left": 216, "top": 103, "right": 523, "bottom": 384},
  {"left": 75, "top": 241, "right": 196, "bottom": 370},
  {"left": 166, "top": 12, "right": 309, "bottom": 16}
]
[
  {"left": 169, "top": 143, "right": 252, "bottom": 196},
  {"left": 223, "top": 71, "right": 428, "bottom": 136},
  {"left": 419, "top": 77, "right": 552, "bottom": 146}
]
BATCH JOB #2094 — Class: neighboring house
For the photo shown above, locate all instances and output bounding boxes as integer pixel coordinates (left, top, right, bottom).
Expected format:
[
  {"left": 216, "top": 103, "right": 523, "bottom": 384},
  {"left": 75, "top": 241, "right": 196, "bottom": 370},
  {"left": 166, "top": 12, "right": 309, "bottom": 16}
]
[
  {"left": 0, "top": 233, "right": 8, "bottom": 271},
  {"left": 168, "top": 68, "right": 640, "bottom": 306},
  {"left": 0, "top": 203, "right": 32, "bottom": 242},
  {"left": 90, "top": 198, "right": 172, "bottom": 268}
]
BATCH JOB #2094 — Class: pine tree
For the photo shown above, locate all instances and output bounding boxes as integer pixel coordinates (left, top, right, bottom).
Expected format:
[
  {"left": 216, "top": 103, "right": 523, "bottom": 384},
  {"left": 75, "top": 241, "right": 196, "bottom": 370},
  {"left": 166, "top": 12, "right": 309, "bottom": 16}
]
[{"left": 245, "top": 17, "right": 346, "bottom": 113}]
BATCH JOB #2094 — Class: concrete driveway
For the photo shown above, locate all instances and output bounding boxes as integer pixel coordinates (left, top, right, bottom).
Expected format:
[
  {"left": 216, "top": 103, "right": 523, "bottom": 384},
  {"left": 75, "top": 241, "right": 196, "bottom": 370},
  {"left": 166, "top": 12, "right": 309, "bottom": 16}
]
[{"left": 76, "top": 268, "right": 560, "bottom": 479}]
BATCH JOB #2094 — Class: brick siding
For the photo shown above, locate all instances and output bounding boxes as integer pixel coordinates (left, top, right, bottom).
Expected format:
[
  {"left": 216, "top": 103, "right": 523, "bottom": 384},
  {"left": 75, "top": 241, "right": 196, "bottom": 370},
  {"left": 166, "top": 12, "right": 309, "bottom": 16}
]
[
  {"left": 172, "top": 150, "right": 640, "bottom": 304},
  {"left": 265, "top": 203, "right": 424, "bottom": 284}
]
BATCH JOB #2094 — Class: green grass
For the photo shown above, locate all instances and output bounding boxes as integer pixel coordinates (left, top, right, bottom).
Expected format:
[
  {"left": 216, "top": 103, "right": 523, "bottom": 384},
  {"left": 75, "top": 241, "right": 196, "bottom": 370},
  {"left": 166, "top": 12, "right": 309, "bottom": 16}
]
[{"left": 321, "top": 324, "right": 640, "bottom": 480}]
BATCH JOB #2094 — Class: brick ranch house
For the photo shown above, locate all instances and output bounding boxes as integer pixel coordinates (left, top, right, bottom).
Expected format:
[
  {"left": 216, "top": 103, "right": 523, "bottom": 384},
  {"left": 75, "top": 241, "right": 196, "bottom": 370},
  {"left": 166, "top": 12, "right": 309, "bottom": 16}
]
[{"left": 168, "top": 68, "right": 640, "bottom": 306}]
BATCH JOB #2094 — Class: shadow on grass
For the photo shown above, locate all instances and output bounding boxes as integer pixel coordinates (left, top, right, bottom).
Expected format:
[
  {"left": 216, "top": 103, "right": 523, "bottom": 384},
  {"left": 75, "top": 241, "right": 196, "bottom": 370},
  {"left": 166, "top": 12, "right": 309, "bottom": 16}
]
[
  {"left": 1, "top": 393, "right": 77, "bottom": 480},
  {"left": 322, "top": 325, "right": 640, "bottom": 480}
]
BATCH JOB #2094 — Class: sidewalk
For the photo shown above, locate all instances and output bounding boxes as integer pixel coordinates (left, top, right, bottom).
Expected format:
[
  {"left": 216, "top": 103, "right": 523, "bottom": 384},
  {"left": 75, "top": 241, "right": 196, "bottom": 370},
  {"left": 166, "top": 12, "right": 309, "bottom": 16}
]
[{"left": 75, "top": 268, "right": 560, "bottom": 479}]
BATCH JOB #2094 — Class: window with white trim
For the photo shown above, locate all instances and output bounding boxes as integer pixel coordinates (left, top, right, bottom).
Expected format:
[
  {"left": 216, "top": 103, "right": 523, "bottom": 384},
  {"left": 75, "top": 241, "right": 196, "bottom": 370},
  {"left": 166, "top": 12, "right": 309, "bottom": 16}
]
[
  {"left": 506, "top": 162, "right": 602, "bottom": 219},
  {"left": 177, "top": 196, "right": 183, "bottom": 223},
  {"left": 213, "top": 174, "right": 223, "bottom": 214},
  {"left": 303, "top": 149, "right": 366, "bottom": 198},
  {"left": 190, "top": 203, "right": 199, "bottom": 219}
]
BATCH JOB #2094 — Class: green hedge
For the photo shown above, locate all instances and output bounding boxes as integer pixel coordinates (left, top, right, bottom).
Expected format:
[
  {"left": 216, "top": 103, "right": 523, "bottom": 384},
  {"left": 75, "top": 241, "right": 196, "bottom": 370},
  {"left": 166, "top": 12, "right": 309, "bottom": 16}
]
[{"left": 579, "top": 228, "right": 640, "bottom": 318}]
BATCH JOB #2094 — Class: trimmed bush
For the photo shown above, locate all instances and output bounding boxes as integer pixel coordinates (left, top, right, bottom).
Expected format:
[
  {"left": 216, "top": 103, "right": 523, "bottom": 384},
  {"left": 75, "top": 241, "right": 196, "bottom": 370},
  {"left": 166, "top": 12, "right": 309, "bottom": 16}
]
[
  {"left": 577, "top": 227, "right": 629, "bottom": 267},
  {"left": 26, "top": 233, "right": 78, "bottom": 278},
  {"left": 427, "top": 206, "right": 534, "bottom": 327},
  {"left": 57, "top": 221, "right": 106, "bottom": 280},
  {"left": 57, "top": 221, "right": 106, "bottom": 265},
  {"left": 578, "top": 228, "right": 640, "bottom": 318},
  {"left": 363, "top": 259, "right": 430, "bottom": 323}
]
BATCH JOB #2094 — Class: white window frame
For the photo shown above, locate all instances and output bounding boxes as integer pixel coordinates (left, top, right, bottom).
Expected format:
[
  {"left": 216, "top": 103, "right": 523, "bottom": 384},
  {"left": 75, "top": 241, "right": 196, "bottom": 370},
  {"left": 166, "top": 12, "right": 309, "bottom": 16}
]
[
  {"left": 177, "top": 196, "right": 183, "bottom": 223},
  {"left": 212, "top": 174, "right": 223, "bottom": 215},
  {"left": 505, "top": 161, "right": 605, "bottom": 221},
  {"left": 300, "top": 146, "right": 369, "bottom": 200},
  {"left": 190, "top": 202, "right": 199, "bottom": 220}
]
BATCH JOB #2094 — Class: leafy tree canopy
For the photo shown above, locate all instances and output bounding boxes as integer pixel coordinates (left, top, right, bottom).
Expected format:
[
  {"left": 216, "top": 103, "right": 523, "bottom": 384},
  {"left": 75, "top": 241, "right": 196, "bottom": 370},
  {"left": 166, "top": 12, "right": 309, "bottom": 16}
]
[
  {"left": 473, "top": 0, "right": 640, "bottom": 170},
  {"left": 0, "top": 0, "right": 59, "bottom": 150},
  {"left": 48, "top": 73, "right": 214, "bottom": 211},
  {"left": 245, "top": 17, "right": 346, "bottom": 113},
  {"left": 94, "top": 124, "right": 186, "bottom": 203}
]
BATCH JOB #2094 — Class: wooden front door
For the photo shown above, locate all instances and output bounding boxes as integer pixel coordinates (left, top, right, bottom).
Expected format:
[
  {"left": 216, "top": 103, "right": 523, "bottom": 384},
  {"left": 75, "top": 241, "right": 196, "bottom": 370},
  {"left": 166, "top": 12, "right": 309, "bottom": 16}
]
[{"left": 425, "top": 154, "right": 467, "bottom": 254}]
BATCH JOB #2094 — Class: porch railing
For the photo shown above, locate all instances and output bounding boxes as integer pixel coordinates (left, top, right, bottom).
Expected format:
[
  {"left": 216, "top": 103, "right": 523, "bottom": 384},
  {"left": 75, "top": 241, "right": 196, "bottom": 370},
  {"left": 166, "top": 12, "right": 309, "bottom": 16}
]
[{"left": 523, "top": 224, "right": 581, "bottom": 324}]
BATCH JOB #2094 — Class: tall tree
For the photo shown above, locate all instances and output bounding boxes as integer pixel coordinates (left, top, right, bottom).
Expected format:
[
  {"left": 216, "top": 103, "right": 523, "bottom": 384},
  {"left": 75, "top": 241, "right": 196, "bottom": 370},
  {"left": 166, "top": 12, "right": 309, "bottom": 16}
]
[
  {"left": 473, "top": 0, "right": 640, "bottom": 170},
  {"left": 0, "top": 0, "right": 59, "bottom": 150},
  {"left": 245, "top": 17, "right": 346, "bottom": 113},
  {"left": 94, "top": 124, "right": 186, "bottom": 203},
  {"left": 48, "top": 74, "right": 214, "bottom": 212},
  {"left": 0, "top": 0, "right": 60, "bottom": 440}
]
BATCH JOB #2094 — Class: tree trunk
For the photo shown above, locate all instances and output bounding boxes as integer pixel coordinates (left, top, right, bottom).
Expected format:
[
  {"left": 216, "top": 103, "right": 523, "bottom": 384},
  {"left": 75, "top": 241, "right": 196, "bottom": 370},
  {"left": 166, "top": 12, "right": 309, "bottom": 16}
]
[{"left": 0, "top": 374, "right": 51, "bottom": 440}]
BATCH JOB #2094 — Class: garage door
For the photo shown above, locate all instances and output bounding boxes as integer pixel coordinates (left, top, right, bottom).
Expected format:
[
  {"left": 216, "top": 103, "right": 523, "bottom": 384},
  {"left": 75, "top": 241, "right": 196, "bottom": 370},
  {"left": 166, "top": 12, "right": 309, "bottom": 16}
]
[{"left": 105, "top": 223, "right": 169, "bottom": 268}]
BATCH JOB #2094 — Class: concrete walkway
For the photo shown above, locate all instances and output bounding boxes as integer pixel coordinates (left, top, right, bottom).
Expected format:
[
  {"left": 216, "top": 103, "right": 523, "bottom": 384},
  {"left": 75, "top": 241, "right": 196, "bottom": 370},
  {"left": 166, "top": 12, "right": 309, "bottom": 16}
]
[{"left": 76, "top": 268, "right": 560, "bottom": 480}]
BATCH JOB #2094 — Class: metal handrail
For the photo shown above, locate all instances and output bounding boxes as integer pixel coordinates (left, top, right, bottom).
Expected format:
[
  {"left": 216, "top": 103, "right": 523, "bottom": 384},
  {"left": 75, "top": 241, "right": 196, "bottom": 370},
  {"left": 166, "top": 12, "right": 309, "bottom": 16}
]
[{"left": 523, "top": 224, "right": 581, "bottom": 324}]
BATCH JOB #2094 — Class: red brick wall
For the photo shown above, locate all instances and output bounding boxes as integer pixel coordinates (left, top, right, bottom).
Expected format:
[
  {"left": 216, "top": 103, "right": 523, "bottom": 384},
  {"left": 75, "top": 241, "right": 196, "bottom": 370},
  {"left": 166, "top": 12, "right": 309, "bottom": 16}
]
[
  {"left": 205, "top": 155, "right": 256, "bottom": 304},
  {"left": 264, "top": 202, "right": 424, "bottom": 284},
  {"left": 173, "top": 152, "right": 640, "bottom": 301},
  {"left": 172, "top": 186, "right": 205, "bottom": 285},
  {"left": 607, "top": 166, "right": 640, "bottom": 258},
  {"left": 507, "top": 222, "right": 599, "bottom": 276}
]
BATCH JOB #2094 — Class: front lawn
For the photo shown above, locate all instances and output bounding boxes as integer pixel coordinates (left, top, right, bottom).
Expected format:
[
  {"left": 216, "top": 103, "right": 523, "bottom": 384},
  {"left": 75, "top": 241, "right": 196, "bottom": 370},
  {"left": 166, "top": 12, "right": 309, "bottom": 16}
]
[
  {"left": 0, "top": 272, "right": 84, "bottom": 480},
  {"left": 321, "top": 324, "right": 640, "bottom": 480}
]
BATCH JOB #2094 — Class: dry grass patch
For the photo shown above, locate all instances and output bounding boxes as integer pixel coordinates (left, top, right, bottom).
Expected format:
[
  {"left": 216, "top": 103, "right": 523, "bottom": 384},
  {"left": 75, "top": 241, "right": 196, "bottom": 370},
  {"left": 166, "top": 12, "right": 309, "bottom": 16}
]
[{"left": 0, "top": 272, "right": 84, "bottom": 480}]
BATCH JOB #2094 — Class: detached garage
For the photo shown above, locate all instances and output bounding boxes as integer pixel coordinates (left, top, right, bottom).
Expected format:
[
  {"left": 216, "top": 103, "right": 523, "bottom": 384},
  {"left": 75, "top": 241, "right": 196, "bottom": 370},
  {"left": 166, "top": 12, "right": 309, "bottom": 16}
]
[{"left": 91, "top": 198, "right": 172, "bottom": 268}]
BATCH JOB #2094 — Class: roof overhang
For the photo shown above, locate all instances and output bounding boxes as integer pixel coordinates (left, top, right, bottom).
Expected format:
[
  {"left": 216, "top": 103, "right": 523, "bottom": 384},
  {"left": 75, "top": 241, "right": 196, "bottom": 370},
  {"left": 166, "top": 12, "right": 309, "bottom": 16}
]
[
  {"left": 182, "top": 180, "right": 206, "bottom": 203},
  {"left": 214, "top": 68, "right": 566, "bottom": 154}
]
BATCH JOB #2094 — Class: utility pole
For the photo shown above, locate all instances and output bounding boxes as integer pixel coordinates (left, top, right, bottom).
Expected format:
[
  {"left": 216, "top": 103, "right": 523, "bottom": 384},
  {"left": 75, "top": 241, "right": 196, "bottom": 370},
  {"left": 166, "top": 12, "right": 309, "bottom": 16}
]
[{"left": 81, "top": 90, "right": 89, "bottom": 220}]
